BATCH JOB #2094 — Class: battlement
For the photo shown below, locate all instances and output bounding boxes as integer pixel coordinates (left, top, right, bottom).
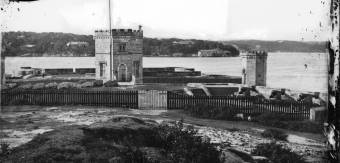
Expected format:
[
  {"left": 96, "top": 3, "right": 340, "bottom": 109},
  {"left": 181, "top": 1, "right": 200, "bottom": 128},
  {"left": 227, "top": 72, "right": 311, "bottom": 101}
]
[
  {"left": 241, "top": 50, "right": 268, "bottom": 57},
  {"left": 94, "top": 28, "right": 143, "bottom": 39}
]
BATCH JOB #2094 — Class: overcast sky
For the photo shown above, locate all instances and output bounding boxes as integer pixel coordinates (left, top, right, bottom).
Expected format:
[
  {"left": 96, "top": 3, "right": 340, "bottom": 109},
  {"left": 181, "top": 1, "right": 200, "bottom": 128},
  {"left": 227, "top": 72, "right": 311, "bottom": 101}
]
[{"left": 0, "top": 0, "right": 331, "bottom": 41}]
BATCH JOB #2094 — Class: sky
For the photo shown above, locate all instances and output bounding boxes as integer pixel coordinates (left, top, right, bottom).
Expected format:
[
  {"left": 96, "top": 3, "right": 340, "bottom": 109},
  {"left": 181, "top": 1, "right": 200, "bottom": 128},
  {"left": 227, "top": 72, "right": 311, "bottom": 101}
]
[{"left": 0, "top": 0, "right": 332, "bottom": 41}]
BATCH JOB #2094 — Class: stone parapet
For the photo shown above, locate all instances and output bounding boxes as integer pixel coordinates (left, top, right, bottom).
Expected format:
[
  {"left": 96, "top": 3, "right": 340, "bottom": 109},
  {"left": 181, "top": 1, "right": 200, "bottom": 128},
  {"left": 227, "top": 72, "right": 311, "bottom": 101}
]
[{"left": 94, "top": 29, "right": 143, "bottom": 39}]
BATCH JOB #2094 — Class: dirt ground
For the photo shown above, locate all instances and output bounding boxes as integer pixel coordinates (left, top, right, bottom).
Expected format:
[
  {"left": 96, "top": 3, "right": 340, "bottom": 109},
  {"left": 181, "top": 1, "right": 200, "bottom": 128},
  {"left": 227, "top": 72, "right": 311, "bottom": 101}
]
[{"left": 0, "top": 105, "right": 326, "bottom": 162}]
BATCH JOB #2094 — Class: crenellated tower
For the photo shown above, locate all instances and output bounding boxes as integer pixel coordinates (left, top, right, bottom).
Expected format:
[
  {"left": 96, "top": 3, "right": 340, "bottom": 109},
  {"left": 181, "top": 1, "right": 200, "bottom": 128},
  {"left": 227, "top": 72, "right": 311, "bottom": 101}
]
[
  {"left": 94, "top": 26, "right": 143, "bottom": 84},
  {"left": 241, "top": 50, "right": 268, "bottom": 86}
]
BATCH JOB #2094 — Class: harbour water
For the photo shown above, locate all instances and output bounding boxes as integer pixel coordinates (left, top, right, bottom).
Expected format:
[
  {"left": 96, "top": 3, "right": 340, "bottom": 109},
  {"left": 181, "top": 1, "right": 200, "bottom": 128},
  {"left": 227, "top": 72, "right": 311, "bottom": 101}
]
[
  {"left": 5, "top": 52, "right": 328, "bottom": 93},
  {"left": 144, "top": 53, "right": 328, "bottom": 93}
]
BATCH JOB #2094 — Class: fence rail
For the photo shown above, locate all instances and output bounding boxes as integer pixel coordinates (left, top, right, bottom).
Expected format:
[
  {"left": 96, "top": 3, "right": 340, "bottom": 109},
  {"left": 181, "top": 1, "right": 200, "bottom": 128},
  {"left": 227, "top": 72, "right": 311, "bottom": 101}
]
[
  {"left": 1, "top": 89, "right": 138, "bottom": 108},
  {"left": 167, "top": 92, "right": 312, "bottom": 120}
]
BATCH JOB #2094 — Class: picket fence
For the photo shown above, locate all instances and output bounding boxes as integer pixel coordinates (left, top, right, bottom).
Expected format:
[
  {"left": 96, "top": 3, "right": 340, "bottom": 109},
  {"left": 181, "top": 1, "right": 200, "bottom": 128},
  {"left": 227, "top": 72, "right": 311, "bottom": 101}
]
[
  {"left": 1, "top": 89, "right": 313, "bottom": 120},
  {"left": 1, "top": 89, "right": 138, "bottom": 108},
  {"left": 167, "top": 92, "right": 312, "bottom": 120}
]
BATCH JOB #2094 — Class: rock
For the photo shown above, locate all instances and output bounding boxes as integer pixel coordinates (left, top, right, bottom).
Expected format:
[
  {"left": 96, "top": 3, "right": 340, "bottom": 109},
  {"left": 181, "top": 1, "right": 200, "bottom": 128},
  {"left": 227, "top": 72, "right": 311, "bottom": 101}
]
[
  {"left": 2, "top": 83, "right": 18, "bottom": 90},
  {"left": 57, "top": 82, "right": 80, "bottom": 89},
  {"left": 80, "top": 81, "right": 94, "bottom": 88},
  {"left": 104, "top": 80, "right": 119, "bottom": 87},
  {"left": 23, "top": 74, "right": 34, "bottom": 79},
  {"left": 235, "top": 113, "right": 244, "bottom": 120},
  {"left": 252, "top": 156, "right": 272, "bottom": 163},
  {"left": 32, "top": 83, "right": 45, "bottom": 89},
  {"left": 45, "top": 82, "right": 58, "bottom": 89},
  {"left": 227, "top": 148, "right": 254, "bottom": 163},
  {"left": 18, "top": 83, "right": 33, "bottom": 89},
  {"left": 1, "top": 117, "right": 161, "bottom": 163},
  {"left": 221, "top": 150, "right": 249, "bottom": 163},
  {"left": 93, "top": 80, "right": 103, "bottom": 87},
  {"left": 1, "top": 84, "right": 9, "bottom": 90}
]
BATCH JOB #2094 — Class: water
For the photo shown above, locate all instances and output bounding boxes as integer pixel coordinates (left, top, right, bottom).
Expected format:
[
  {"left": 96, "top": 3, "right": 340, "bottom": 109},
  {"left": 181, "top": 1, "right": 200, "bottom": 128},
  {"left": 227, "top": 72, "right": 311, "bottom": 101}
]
[
  {"left": 5, "top": 52, "right": 328, "bottom": 93},
  {"left": 144, "top": 53, "right": 328, "bottom": 93}
]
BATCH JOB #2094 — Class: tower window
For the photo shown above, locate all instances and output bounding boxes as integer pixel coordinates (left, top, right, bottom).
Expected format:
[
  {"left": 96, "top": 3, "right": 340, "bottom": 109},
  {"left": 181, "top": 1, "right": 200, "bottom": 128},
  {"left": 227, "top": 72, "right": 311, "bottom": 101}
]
[
  {"left": 99, "top": 63, "right": 105, "bottom": 77},
  {"left": 133, "top": 61, "right": 140, "bottom": 78},
  {"left": 119, "top": 43, "right": 126, "bottom": 52}
]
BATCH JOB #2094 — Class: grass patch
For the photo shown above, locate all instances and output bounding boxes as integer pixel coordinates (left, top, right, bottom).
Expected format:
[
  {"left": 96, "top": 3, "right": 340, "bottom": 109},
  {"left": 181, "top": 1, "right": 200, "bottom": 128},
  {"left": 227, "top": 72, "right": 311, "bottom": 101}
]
[
  {"left": 251, "top": 142, "right": 306, "bottom": 163},
  {"left": 184, "top": 103, "right": 240, "bottom": 121},
  {"left": 256, "top": 112, "right": 322, "bottom": 134}
]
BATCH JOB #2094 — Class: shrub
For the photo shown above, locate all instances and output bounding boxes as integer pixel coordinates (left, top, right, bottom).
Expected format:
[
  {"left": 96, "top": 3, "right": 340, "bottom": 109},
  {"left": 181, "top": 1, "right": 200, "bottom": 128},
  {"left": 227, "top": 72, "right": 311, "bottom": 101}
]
[
  {"left": 156, "top": 120, "right": 223, "bottom": 163},
  {"left": 252, "top": 142, "right": 306, "bottom": 163},
  {"left": 261, "top": 129, "right": 287, "bottom": 141},
  {"left": 104, "top": 80, "right": 119, "bottom": 87}
]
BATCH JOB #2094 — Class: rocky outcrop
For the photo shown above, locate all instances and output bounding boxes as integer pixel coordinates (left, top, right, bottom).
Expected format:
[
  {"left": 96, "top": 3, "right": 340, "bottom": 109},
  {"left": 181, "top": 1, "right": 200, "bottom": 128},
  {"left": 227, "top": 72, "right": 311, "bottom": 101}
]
[{"left": 1, "top": 116, "right": 243, "bottom": 163}]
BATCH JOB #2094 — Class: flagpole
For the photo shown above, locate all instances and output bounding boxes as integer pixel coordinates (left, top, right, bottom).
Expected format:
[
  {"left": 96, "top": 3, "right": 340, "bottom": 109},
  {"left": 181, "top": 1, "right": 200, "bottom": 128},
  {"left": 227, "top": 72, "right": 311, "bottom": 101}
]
[{"left": 109, "top": 0, "right": 113, "bottom": 81}]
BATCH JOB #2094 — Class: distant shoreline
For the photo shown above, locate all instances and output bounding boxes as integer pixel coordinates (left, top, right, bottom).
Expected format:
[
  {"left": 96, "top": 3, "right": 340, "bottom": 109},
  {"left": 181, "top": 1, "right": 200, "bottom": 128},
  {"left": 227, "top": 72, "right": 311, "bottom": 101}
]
[{"left": 4, "top": 52, "right": 327, "bottom": 58}]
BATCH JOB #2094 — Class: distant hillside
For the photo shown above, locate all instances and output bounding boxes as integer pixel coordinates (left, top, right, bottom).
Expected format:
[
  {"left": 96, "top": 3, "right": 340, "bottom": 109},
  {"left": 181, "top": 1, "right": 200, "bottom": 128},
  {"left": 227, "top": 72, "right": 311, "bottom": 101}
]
[
  {"left": 1, "top": 32, "right": 326, "bottom": 57},
  {"left": 143, "top": 38, "right": 240, "bottom": 57},
  {"left": 2, "top": 32, "right": 95, "bottom": 57},
  {"left": 222, "top": 40, "right": 327, "bottom": 53}
]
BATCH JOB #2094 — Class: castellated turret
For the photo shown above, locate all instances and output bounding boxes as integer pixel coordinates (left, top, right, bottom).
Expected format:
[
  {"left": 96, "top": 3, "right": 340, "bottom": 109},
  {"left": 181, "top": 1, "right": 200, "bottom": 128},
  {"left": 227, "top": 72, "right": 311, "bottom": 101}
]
[
  {"left": 241, "top": 50, "right": 268, "bottom": 86},
  {"left": 94, "top": 27, "right": 143, "bottom": 84}
]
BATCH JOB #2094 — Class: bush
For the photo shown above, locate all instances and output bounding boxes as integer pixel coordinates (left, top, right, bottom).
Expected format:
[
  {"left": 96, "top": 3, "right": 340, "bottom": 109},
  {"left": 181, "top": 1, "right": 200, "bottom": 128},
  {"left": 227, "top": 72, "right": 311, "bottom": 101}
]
[
  {"left": 156, "top": 120, "right": 223, "bottom": 163},
  {"left": 261, "top": 129, "right": 287, "bottom": 141},
  {"left": 252, "top": 142, "right": 306, "bottom": 163},
  {"left": 104, "top": 80, "right": 119, "bottom": 87}
]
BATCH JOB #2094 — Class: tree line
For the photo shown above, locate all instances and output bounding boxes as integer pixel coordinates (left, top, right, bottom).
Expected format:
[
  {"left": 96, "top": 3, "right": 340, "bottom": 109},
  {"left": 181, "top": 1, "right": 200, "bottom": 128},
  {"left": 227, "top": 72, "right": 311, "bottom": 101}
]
[{"left": 1, "top": 32, "right": 326, "bottom": 57}]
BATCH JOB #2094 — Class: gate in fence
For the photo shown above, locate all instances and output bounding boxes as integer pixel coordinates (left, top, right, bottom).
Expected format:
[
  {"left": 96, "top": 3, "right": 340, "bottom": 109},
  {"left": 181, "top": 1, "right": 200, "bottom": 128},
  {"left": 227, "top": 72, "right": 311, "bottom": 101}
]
[{"left": 138, "top": 90, "right": 167, "bottom": 110}]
